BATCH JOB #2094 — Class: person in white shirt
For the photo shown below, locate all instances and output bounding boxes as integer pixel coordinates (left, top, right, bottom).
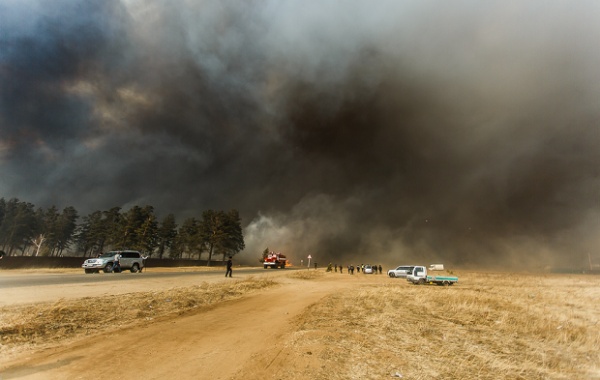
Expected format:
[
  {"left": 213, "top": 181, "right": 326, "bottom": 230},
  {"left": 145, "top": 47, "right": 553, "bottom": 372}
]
[{"left": 113, "top": 252, "right": 122, "bottom": 273}]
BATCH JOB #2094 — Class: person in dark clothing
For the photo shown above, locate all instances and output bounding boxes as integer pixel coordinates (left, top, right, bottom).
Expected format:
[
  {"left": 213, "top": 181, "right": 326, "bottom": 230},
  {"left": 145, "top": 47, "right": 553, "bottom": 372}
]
[
  {"left": 225, "top": 256, "right": 233, "bottom": 277},
  {"left": 378, "top": 265, "right": 383, "bottom": 274}
]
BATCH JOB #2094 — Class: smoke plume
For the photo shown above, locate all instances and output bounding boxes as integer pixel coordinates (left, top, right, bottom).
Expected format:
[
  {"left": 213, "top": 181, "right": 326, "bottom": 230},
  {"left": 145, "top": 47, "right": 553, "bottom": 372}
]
[{"left": 1, "top": 0, "right": 599, "bottom": 268}]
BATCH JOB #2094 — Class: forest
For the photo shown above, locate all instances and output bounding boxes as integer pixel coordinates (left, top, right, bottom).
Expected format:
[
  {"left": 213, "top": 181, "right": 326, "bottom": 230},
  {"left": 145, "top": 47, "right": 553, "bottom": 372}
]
[{"left": 0, "top": 197, "right": 245, "bottom": 262}]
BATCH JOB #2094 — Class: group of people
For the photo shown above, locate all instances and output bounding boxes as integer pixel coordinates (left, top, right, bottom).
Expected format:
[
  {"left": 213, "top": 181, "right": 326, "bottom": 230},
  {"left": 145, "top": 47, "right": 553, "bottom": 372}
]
[
  {"left": 326, "top": 263, "right": 383, "bottom": 274},
  {"left": 352, "top": 264, "right": 383, "bottom": 274}
]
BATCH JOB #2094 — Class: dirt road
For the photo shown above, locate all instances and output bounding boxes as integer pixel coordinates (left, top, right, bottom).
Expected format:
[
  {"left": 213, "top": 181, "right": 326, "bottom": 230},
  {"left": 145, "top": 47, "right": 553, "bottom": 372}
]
[{"left": 0, "top": 270, "right": 373, "bottom": 379}]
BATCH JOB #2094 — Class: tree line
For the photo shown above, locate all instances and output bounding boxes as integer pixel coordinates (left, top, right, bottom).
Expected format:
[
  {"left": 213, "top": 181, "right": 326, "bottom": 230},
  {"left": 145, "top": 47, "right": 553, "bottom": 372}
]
[{"left": 0, "top": 197, "right": 245, "bottom": 263}]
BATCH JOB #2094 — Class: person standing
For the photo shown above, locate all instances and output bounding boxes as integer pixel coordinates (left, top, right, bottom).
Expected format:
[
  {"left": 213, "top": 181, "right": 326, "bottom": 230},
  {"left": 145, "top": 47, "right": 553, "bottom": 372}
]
[
  {"left": 225, "top": 256, "right": 233, "bottom": 277},
  {"left": 140, "top": 255, "right": 148, "bottom": 273},
  {"left": 112, "top": 252, "right": 122, "bottom": 273}
]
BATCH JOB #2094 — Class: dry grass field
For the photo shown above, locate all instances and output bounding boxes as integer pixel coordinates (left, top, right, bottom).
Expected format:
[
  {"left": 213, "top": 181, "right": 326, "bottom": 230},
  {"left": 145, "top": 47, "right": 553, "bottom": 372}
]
[
  {"left": 1, "top": 270, "right": 599, "bottom": 379},
  {"left": 282, "top": 271, "right": 600, "bottom": 380}
]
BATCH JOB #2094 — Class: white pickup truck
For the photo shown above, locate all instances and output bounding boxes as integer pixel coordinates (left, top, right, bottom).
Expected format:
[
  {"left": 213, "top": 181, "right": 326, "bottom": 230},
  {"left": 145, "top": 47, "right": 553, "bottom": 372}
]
[{"left": 406, "top": 266, "right": 458, "bottom": 286}]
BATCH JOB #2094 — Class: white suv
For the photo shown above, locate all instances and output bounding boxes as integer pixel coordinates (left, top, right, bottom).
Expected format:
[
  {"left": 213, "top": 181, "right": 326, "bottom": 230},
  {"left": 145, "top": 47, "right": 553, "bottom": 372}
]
[
  {"left": 82, "top": 250, "right": 144, "bottom": 274},
  {"left": 387, "top": 265, "right": 416, "bottom": 278}
]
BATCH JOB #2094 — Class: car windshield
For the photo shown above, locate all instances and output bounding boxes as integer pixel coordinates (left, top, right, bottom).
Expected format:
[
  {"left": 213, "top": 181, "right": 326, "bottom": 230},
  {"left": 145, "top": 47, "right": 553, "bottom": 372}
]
[{"left": 99, "top": 252, "right": 118, "bottom": 258}]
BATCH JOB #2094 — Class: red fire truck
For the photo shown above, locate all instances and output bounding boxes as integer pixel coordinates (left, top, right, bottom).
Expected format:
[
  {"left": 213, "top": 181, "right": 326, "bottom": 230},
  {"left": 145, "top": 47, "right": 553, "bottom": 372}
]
[{"left": 263, "top": 252, "right": 287, "bottom": 269}]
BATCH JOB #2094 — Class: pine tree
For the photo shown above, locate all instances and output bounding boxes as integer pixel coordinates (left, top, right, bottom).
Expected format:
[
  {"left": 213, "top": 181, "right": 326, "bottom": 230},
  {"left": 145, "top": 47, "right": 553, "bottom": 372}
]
[
  {"left": 157, "top": 214, "right": 178, "bottom": 259},
  {"left": 200, "top": 209, "right": 245, "bottom": 266}
]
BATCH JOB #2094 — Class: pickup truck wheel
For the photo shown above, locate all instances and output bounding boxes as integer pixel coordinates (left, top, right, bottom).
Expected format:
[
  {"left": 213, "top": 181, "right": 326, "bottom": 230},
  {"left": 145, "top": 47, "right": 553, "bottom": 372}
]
[
  {"left": 130, "top": 263, "right": 140, "bottom": 273},
  {"left": 264, "top": 265, "right": 268, "bottom": 269},
  {"left": 443, "top": 281, "right": 450, "bottom": 286},
  {"left": 103, "top": 264, "right": 113, "bottom": 273},
  {"left": 84, "top": 269, "right": 93, "bottom": 274},
  {"left": 389, "top": 273, "right": 395, "bottom": 278},
  {"left": 418, "top": 278, "right": 425, "bottom": 285}
]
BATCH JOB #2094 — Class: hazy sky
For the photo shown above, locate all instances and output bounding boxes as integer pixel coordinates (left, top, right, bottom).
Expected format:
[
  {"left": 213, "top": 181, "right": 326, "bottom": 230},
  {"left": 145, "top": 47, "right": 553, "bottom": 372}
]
[{"left": 1, "top": 1, "right": 599, "bottom": 267}]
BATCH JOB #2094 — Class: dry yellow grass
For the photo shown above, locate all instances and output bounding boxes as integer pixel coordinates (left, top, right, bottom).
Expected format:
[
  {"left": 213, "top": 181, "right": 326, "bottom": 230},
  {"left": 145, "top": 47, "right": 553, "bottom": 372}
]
[
  {"left": 0, "top": 277, "right": 277, "bottom": 349},
  {"left": 283, "top": 271, "right": 600, "bottom": 380},
  {"left": 288, "top": 269, "right": 326, "bottom": 280}
]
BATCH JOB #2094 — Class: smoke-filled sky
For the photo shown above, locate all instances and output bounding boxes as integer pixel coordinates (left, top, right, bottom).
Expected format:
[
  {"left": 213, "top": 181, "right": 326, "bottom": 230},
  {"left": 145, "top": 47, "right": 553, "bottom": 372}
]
[{"left": 1, "top": 0, "right": 599, "bottom": 268}]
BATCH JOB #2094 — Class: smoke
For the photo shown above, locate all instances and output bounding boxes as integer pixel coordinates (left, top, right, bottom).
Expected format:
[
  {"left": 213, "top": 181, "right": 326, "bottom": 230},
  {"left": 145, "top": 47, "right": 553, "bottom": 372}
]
[{"left": 1, "top": 0, "right": 599, "bottom": 268}]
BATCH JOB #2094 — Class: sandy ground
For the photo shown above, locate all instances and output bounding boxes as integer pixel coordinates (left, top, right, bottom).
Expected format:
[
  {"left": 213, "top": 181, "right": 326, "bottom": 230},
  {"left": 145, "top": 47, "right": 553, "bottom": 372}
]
[{"left": 0, "top": 268, "right": 371, "bottom": 379}]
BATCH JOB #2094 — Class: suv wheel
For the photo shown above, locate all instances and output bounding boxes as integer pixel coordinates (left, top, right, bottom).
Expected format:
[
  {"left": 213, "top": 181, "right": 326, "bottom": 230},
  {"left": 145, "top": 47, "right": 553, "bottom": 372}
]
[
  {"left": 131, "top": 263, "right": 140, "bottom": 273},
  {"left": 103, "top": 264, "right": 113, "bottom": 273}
]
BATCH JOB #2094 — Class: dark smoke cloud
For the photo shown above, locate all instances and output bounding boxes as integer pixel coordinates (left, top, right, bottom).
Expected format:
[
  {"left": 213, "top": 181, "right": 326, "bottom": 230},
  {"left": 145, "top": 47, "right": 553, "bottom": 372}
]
[{"left": 1, "top": 1, "right": 599, "bottom": 268}]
